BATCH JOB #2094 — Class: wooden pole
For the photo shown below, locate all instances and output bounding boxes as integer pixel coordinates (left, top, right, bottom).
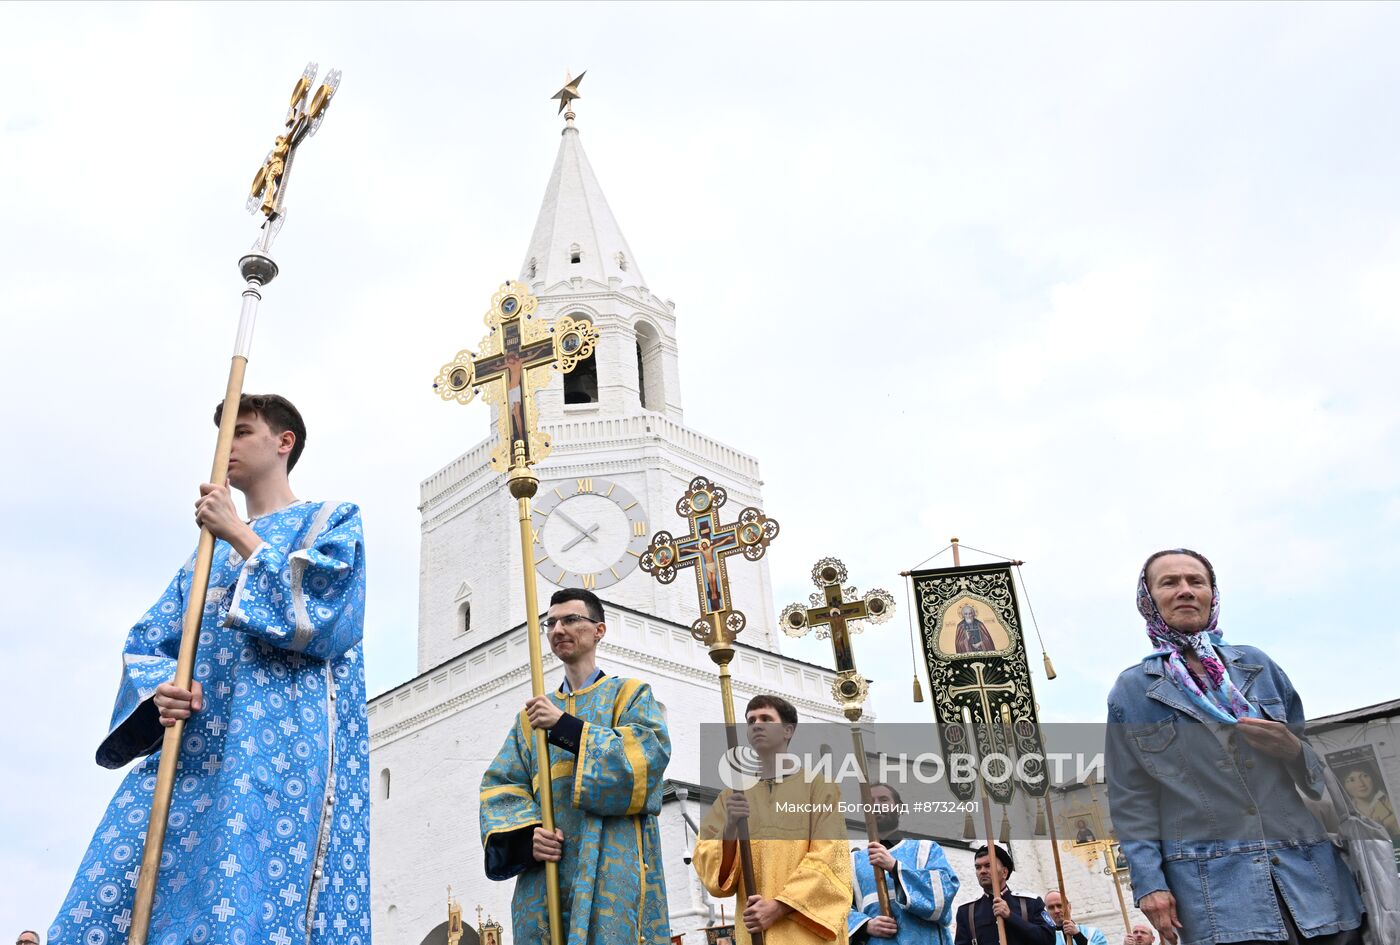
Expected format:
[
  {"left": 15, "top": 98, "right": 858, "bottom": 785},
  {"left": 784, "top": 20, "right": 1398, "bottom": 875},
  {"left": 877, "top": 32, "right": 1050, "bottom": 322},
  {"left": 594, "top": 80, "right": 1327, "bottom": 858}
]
[
  {"left": 1088, "top": 778, "right": 1133, "bottom": 936},
  {"left": 712, "top": 631, "right": 765, "bottom": 945},
  {"left": 977, "top": 782, "right": 1010, "bottom": 945},
  {"left": 1042, "top": 790, "right": 1072, "bottom": 926},
  {"left": 130, "top": 252, "right": 275, "bottom": 945},
  {"left": 963, "top": 704, "right": 1008, "bottom": 945},
  {"left": 131, "top": 63, "right": 338, "bottom": 943},
  {"left": 511, "top": 460, "right": 565, "bottom": 945},
  {"left": 848, "top": 724, "right": 892, "bottom": 916}
]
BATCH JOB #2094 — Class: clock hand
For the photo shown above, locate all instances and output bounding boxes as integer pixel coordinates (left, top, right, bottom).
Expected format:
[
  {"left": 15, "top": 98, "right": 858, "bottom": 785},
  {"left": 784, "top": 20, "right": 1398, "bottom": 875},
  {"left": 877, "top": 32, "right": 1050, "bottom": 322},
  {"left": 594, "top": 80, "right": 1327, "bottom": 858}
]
[
  {"left": 554, "top": 509, "right": 599, "bottom": 544},
  {"left": 561, "top": 523, "right": 601, "bottom": 552}
]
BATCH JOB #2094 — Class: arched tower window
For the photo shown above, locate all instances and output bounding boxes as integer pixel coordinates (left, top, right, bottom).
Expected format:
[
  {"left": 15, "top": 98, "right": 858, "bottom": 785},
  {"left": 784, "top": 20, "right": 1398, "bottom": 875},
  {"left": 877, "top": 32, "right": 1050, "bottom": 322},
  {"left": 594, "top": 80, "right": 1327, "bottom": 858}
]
[
  {"left": 569, "top": 242, "right": 582, "bottom": 265},
  {"left": 564, "top": 317, "right": 599, "bottom": 404},
  {"left": 527, "top": 257, "right": 537, "bottom": 279},
  {"left": 635, "top": 320, "right": 664, "bottom": 412},
  {"left": 380, "top": 767, "right": 391, "bottom": 800},
  {"left": 455, "top": 581, "right": 472, "bottom": 635}
]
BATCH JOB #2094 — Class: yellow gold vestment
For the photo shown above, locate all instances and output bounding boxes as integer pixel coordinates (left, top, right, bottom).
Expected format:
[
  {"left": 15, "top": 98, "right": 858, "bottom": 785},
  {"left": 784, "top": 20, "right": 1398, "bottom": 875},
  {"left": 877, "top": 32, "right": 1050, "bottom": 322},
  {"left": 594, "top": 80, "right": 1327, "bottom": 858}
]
[{"left": 694, "top": 773, "right": 851, "bottom": 945}]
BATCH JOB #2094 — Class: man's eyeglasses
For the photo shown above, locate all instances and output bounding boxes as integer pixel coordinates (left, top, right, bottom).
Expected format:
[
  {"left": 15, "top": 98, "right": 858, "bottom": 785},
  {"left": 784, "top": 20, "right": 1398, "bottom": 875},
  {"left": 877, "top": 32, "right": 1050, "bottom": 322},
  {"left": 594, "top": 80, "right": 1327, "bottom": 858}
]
[{"left": 542, "top": 614, "right": 599, "bottom": 632}]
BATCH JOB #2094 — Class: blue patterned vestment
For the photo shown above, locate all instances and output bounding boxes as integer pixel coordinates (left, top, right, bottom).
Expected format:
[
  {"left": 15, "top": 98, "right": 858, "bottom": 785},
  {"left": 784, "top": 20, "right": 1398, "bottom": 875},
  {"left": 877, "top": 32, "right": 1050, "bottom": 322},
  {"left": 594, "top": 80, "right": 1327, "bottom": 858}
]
[
  {"left": 480, "top": 674, "right": 671, "bottom": 945},
  {"left": 848, "top": 836, "right": 958, "bottom": 945},
  {"left": 1054, "top": 925, "right": 1109, "bottom": 945},
  {"left": 49, "top": 500, "right": 370, "bottom": 945}
]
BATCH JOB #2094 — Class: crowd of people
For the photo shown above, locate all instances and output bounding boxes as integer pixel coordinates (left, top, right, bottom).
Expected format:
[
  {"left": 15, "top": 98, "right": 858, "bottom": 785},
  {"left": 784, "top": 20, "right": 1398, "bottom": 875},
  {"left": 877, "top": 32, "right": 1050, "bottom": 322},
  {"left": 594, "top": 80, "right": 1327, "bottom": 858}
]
[{"left": 31, "top": 393, "right": 1374, "bottom": 945}]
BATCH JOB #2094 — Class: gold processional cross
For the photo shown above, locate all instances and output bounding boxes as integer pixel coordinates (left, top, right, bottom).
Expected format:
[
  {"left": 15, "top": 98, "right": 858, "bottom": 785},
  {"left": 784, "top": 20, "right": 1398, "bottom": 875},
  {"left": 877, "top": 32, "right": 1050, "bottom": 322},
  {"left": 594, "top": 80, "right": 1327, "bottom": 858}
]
[
  {"left": 434, "top": 281, "right": 599, "bottom": 945},
  {"left": 641, "top": 476, "right": 778, "bottom": 647},
  {"left": 640, "top": 476, "right": 778, "bottom": 945},
  {"left": 248, "top": 63, "right": 341, "bottom": 222},
  {"left": 781, "top": 558, "right": 896, "bottom": 915},
  {"left": 129, "top": 61, "right": 343, "bottom": 945},
  {"left": 435, "top": 283, "right": 597, "bottom": 472}
]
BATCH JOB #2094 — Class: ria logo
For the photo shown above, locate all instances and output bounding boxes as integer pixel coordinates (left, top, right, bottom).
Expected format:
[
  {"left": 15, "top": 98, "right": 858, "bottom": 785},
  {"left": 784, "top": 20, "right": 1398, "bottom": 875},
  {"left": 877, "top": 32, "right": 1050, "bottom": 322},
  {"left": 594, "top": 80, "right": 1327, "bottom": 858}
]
[{"left": 717, "top": 745, "right": 764, "bottom": 791}]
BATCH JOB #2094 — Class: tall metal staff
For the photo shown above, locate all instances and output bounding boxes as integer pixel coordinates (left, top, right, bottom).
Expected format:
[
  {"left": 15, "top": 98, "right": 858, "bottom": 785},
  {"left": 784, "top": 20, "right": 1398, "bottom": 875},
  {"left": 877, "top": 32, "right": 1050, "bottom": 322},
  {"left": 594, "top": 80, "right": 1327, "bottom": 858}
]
[
  {"left": 129, "top": 62, "right": 341, "bottom": 945},
  {"left": 779, "top": 557, "right": 896, "bottom": 915},
  {"left": 640, "top": 476, "right": 780, "bottom": 945},
  {"left": 434, "top": 282, "right": 599, "bottom": 945}
]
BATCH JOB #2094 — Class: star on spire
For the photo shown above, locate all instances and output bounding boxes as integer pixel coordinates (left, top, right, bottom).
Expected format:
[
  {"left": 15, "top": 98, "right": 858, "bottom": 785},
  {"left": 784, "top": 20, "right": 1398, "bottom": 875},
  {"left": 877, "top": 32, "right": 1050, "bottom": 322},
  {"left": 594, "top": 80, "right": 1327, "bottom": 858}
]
[{"left": 552, "top": 70, "right": 586, "bottom": 123}]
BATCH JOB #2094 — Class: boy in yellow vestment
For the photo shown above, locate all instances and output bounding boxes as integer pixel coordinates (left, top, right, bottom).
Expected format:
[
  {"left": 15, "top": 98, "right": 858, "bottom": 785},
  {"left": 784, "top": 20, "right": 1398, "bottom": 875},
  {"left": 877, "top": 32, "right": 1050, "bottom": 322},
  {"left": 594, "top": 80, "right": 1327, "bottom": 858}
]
[{"left": 694, "top": 694, "right": 852, "bottom": 945}]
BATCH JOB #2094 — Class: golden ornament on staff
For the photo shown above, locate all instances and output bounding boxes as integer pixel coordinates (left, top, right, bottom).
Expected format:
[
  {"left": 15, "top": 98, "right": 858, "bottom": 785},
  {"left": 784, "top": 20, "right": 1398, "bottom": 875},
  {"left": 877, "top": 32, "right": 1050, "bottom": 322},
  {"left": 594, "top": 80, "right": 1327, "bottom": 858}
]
[
  {"left": 128, "top": 61, "right": 342, "bottom": 945},
  {"left": 640, "top": 475, "right": 779, "bottom": 945},
  {"left": 780, "top": 557, "right": 896, "bottom": 916},
  {"left": 434, "top": 280, "right": 599, "bottom": 945}
]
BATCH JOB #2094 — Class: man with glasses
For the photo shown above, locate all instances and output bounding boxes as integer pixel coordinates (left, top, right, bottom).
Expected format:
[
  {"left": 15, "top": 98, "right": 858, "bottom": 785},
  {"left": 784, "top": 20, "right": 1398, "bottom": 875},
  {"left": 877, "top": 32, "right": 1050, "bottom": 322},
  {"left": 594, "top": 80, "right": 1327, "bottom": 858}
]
[{"left": 480, "top": 588, "right": 672, "bottom": 945}]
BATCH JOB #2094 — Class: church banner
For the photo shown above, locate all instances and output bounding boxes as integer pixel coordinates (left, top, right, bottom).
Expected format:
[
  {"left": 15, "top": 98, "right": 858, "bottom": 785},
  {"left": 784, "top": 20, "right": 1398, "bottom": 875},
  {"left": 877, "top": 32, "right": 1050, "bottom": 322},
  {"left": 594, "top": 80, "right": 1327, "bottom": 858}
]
[{"left": 910, "top": 561, "right": 1048, "bottom": 804}]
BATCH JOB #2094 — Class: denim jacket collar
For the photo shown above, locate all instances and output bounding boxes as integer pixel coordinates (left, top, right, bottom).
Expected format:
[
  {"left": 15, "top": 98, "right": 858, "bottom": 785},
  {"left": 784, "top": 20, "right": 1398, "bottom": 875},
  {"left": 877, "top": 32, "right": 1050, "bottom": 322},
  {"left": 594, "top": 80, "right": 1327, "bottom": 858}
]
[{"left": 1142, "top": 644, "right": 1265, "bottom": 724}]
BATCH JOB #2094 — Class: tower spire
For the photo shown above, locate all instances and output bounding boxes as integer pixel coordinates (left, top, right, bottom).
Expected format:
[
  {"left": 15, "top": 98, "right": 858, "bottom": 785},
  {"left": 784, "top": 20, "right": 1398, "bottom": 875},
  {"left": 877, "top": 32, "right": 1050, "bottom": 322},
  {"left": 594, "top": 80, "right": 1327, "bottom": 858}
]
[{"left": 521, "top": 71, "right": 644, "bottom": 289}]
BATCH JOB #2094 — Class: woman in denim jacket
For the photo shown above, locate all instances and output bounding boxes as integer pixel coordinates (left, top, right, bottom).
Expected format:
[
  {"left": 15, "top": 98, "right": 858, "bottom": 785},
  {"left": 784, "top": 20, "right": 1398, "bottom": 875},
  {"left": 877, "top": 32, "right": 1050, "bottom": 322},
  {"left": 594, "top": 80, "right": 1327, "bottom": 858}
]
[{"left": 1105, "top": 550, "right": 1363, "bottom": 945}]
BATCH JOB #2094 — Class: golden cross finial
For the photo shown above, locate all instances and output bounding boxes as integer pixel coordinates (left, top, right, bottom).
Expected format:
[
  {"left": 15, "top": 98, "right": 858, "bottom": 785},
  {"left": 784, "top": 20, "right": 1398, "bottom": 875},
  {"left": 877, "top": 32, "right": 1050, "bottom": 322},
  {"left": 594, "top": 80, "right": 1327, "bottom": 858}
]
[
  {"left": 640, "top": 476, "right": 779, "bottom": 649},
  {"left": 433, "top": 281, "right": 599, "bottom": 474},
  {"left": 780, "top": 557, "right": 895, "bottom": 719},
  {"left": 552, "top": 70, "right": 587, "bottom": 122},
  {"left": 248, "top": 62, "right": 341, "bottom": 220}
]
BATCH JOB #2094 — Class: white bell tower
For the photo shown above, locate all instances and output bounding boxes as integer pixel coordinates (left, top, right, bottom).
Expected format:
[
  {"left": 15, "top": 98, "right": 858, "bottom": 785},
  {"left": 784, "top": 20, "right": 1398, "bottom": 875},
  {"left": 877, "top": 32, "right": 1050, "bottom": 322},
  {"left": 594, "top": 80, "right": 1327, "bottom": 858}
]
[{"left": 415, "top": 103, "right": 780, "bottom": 673}]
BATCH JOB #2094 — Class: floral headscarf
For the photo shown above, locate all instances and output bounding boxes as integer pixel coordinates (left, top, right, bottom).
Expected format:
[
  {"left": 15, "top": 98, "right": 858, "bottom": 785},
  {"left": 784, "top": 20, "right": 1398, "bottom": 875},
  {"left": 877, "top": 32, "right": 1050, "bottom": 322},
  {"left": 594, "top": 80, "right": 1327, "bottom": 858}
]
[{"left": 1138, "top": 549, "right": 1257, "bottom": 723}]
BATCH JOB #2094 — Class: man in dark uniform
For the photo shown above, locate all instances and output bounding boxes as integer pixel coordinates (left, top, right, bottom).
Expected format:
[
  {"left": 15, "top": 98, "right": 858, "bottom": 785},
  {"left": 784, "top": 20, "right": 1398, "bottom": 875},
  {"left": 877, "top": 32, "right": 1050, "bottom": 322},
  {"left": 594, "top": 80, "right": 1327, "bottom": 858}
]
[{"left": 953, "top": 845, "right": 1055, "bottom": 945}]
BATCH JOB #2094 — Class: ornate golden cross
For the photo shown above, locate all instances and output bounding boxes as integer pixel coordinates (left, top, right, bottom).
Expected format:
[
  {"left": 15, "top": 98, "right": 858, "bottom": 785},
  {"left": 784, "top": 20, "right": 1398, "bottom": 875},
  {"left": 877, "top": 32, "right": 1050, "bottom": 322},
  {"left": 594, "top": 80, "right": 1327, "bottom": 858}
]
[
  {"left": 780, "top": 557, "right": 894, "bottom": 718},
  {"left": 642, "top": 476, "right": 779, "bottom": 943},
  {"left": 640, "top": 476, "right": 778, "bottom": 647},
  {"left": 781, "top": 557, "right": 898, "bottom": 915},
  {"left": 248, "top": 62, "right": 341, "bottom": 220},
  {"left": 434, "top": 281, "right": 599, "bottom": 473},
  {"left": 434, "top": 281, "right": 598, "bottom": 945}
]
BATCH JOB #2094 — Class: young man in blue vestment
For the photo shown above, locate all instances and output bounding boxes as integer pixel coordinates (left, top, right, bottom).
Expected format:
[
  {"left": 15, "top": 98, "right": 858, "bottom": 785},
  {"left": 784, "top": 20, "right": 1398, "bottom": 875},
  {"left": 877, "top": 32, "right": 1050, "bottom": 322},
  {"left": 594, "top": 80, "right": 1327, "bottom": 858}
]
[
  {"left": 49, "top": 394, "right": 371, "bottom": 945},
  {"left": 953, "top": 845, "right": 1055, "bottom": 945},
  {"left": 480, "top": 587, "right": 672, "bottom": 945},
  {"left": 848, "top": 783, "right": 959, "bottom": 945},
  {"left": 1044, "top": 891, "right": 1108, "bottom": 945}
]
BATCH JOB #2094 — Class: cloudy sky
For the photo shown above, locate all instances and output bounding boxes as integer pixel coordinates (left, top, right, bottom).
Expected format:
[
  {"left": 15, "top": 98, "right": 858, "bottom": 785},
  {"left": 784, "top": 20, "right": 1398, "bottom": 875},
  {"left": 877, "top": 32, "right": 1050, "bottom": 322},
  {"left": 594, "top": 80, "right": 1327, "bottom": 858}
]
[{"left": 4, "top": 0, "right": 1399, "bottom": 933}]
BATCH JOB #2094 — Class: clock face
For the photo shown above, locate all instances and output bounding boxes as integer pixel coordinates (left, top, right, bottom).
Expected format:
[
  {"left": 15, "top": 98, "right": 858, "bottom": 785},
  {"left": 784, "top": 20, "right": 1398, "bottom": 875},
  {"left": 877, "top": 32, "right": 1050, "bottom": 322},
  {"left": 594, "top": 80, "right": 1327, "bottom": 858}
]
[{"left": 532, "top": 477, "right": 651, "bottom": 590}]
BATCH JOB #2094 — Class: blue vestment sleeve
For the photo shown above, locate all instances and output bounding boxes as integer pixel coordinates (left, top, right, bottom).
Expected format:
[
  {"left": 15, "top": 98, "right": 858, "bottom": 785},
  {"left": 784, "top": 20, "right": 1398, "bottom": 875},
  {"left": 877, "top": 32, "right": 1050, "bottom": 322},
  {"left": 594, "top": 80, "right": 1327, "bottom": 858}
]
[
  {"left": 848, "top": 848, "right": 872, "bottom": 939},
  {"left": 219, "top": 502, "right": 366, "bottom": 661},
  {"left": 891, "top": 840, "right": 958, "bottom": 923},
  {"left": 547, "top": 711, "right": 585, "bottom": 754},
  {"left": 1088, "top": 927, "right": 1110, "bottom": 945},
  {"left": 570, "top": 680, "right": 670, "bottom": 817},
  {"left": 95, "top": 566, "right": 187, "bottom": 769},
  {"left": 480, "top": 712, "right": 543, "bottom": 881}
]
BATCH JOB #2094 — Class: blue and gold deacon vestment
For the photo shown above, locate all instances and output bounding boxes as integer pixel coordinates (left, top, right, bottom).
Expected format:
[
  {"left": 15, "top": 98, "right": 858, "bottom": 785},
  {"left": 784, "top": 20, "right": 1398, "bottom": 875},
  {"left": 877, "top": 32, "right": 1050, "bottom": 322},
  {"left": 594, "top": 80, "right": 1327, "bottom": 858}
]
[
  {"left": 694, "top": 772, "right": 853, "bottom": 945},
  {"left": 848, "top": 835, "right": 958, "bottom": 945},
  {"left": 49, "top": 500, "right": 371, "bottom": 945},
  {"left": 480, "top": 672, "right": 671, "bottom": 945}
]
